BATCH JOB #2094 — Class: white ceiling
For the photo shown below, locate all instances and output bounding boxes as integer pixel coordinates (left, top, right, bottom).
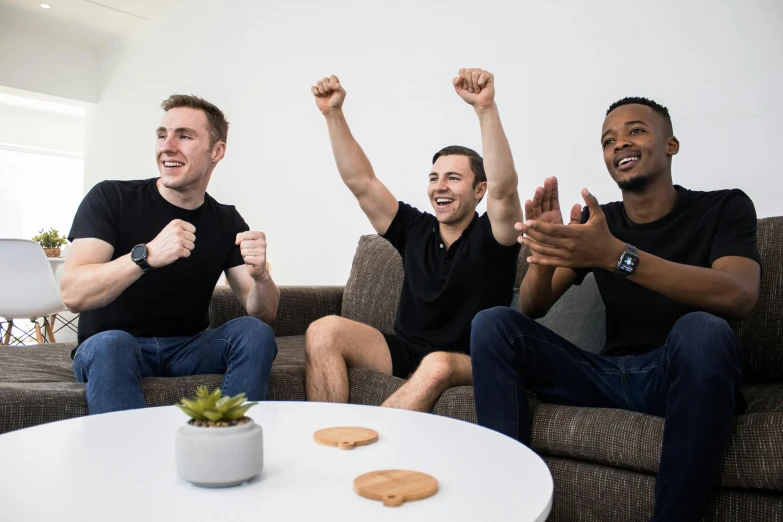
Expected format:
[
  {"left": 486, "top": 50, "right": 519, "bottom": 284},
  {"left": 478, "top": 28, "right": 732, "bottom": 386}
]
[{"left": 0, "top": 0, "right": 177, "bottom": 55}]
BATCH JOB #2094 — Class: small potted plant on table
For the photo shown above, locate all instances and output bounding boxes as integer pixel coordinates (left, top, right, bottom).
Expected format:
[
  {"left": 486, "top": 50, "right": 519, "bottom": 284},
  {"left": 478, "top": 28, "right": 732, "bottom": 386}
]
[
  {"left": 175, "top": 386, "right": 264, "bottom": 488},
  {"left": 32, "top": 228, "right": 69, "bottom": 257}
]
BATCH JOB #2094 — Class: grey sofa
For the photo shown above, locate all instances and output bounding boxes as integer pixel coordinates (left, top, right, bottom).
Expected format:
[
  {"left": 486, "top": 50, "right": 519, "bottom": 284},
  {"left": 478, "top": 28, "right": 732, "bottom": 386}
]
[{"left": 1, "top": 216, "right": 782, "bottom": 521}]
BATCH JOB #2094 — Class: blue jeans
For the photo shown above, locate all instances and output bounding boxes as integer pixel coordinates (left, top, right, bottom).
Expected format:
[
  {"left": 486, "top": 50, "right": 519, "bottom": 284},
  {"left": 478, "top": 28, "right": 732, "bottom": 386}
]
[
  {"left": 471, "top": 307, "right": 743, "bottom": 522},
  {"left": 74, "top": 316, "right": 278, "bottom": 415}
]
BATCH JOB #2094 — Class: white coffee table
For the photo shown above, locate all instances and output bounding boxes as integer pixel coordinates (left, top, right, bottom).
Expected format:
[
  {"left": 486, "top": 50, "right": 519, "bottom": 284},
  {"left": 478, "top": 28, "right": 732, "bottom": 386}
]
[{"left": 0, "top": 402, "right": 553, "bottom": 521}]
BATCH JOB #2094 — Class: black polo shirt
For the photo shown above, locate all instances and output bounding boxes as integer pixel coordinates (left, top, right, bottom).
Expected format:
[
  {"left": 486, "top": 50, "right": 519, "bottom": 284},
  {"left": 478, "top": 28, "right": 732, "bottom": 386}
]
[{"left": 382, "top": 201, "right": 521, "bottom": 357}]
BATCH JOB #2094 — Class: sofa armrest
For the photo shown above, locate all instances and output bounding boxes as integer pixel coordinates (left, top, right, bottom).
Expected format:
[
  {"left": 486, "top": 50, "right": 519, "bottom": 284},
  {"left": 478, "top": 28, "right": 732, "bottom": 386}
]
[{"left": 208, "top": 285, "right": 344, "bottom": 336}]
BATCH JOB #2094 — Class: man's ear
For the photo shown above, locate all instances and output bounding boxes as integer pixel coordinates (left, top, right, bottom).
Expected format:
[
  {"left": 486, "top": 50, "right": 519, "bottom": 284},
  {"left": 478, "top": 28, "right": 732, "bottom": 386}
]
[
  {"left": 212, "top": 141, "right": 226, "bottom": 163},
  {"left": 475, "top": 181, "right": 488, "bottom": 201},
  {"left": 667, "top": 136, "right": 680, "bottom": 157}
]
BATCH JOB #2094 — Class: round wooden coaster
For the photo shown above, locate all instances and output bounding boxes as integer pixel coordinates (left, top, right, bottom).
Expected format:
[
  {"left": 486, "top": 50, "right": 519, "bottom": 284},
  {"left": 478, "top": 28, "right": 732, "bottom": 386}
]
[
  {"left": 313, "top": 426, "right": 379, "bottom": 450},
  {"left": 354, "top": 470, "right": 439, "bottom": 507}
]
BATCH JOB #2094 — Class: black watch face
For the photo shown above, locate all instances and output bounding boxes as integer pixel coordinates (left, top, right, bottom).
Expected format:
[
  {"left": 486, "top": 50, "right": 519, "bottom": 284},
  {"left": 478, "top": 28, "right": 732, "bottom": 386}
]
[
  {"left": 618, "top": 253, "right": 638, "bottom": 274},
  {"left": 131, "top": 244, "right": 146, "bottom": 262}
]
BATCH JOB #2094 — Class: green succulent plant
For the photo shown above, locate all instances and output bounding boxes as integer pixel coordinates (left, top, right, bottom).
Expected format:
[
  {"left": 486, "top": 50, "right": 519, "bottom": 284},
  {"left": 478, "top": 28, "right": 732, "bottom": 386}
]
[{"left": 177, "top": 386, "right": 257, "bottom": 424}]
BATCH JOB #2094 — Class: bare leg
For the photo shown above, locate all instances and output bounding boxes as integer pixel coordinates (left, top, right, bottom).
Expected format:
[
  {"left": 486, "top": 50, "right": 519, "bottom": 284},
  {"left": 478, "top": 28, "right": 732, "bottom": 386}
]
[
  {"left": 382, "top": 352, "right": 472, "bottom": 412},
  {"left": 305, "top": 315, "right": 393, "bottom": 403}
]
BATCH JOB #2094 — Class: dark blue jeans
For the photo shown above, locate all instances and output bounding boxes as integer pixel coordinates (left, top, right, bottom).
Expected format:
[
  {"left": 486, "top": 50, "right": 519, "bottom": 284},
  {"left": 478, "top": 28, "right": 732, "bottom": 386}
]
[
  {"left": 74, "top": 316, "right": 277, "bottom": 415},
  {"left": 471, "top": 307, "right": 743, "bottom": 522}
]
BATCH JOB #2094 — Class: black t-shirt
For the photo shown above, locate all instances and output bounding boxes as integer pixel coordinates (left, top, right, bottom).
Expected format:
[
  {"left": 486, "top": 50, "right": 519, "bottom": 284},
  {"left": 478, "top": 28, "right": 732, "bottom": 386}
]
[
  {"left": 382, "top": 201, "right": 521, "bottom": 357},
  {"left": 573, "top": 186, "right": 760, "bottom": 356},
  {"left": 68, "top": 178, "right": 249, "bottom": 345}
]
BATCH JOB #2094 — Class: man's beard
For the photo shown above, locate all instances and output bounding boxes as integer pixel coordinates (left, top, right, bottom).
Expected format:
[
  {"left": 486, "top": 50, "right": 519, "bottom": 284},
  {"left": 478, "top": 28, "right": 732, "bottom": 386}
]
[{"left": 617, "top": 175, "right": 650, "bottom": 192}]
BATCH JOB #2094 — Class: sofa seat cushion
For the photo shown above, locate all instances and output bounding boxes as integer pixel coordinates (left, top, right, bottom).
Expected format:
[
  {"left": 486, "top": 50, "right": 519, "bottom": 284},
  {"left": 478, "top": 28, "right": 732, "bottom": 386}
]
[
  {"left": 0, "top": 336, "right": 309, "bottom": 434},
  {"left": 530, "top": 383, "right": 783, "bottom": 492},
  {"left": 0, "top": 343, "right": 77, "bottom": 383}
]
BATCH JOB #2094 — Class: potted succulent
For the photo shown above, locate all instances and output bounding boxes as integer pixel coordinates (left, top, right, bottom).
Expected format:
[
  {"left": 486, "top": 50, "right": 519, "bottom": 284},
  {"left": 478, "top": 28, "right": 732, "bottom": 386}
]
[
  {"left": 32, "top": 228, "right": 69, "bottom": 258},
  {"left": 175, "top": 386, "right": 264, "bottom": 488}
]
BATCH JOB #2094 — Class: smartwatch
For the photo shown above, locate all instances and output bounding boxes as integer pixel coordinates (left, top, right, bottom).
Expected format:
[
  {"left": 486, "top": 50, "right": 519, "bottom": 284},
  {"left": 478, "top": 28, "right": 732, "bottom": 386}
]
[
  {"left": 616, "top": 244, "right": 639, "bottom": 276},
  {"left": 131, "top": 244, "right": 154, "bottom": 273}
]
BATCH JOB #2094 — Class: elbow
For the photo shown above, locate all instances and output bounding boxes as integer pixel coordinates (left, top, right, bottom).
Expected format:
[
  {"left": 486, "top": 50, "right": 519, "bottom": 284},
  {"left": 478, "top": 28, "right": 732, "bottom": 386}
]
[
  {"left": 724, "top": 288, "right": 759, "bottom": 321},
  {"left": 519, "top": 300, "right": 546, "bottom": 320},
  {"left": 60, "top": 281, "right": 85, "bottom": 313},
  {"left": 260, "top": 307, "right": 278, "bottom": 325}
]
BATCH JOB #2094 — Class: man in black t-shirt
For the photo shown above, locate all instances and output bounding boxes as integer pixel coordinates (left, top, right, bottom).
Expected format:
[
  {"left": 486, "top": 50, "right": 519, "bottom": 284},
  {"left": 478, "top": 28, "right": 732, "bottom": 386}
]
[
  {"left": 305, "top": 69, "right": 522, "bottom": 412},
  {"left": 471, "top": 98, "right": 761, "bottom": 522},
  {"left": 62, "top": 95, "right": 280, "bottom": 415}
]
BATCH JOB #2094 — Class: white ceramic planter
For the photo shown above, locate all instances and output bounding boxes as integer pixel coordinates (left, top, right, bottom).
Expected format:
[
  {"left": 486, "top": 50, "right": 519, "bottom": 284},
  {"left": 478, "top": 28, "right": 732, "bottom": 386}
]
[{"left": 175, "top": 419, "right": 263, "bottom": 487}]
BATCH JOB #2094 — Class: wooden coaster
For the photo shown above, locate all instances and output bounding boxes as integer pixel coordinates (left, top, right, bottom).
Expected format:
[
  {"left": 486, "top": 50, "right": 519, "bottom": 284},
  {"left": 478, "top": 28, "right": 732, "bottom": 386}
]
[
  {"left": 313, "top": 426, "right": 379, "bottom": 450},
  {"left": 354, "top": 470, "right": 439, "bottom": 507}
]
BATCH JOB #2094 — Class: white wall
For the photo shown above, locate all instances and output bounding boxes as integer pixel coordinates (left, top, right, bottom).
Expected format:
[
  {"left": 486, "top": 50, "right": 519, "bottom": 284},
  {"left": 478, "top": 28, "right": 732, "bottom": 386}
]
[
  {"left": 0, "top": 103, "right": 85, "bottom": 155},
  {"left": 84, "top": 0, "right": 783, "bottom": 285},
  {"left": 0, "top": 27, "right": 99, "bottom": 103}
]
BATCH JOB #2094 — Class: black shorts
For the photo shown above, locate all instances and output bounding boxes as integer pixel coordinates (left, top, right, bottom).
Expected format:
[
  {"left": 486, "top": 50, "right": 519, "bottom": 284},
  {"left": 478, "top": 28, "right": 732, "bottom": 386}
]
[{"left": 383, "top": 333, "right": 425, "bottom": 379}]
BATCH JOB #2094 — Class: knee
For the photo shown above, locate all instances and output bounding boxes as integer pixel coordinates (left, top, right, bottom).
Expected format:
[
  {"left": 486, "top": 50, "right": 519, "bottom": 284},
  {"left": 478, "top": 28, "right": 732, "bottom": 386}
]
[
  {"left": 76, "top": 330, "right": 137, "bottom": 364},
  {"left": 305, "top": 315, "right": 344, "bottom": 359},
  {"left": 231, "top": 317, "right": 277, "bottom": 362},
  {"left": 417, "top": 352, "right": 457, "bottom": 386},
  {"left": 668, "top": 312, "right": 740, "bottom": 376},
  {"left": 471, "top": 306, "right": 532, "bottom": 358}
]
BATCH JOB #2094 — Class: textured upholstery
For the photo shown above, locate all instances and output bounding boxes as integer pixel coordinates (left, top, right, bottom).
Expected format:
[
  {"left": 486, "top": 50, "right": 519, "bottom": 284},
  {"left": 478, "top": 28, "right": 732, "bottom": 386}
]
[
  {"left": 544, "top": 457, "right": 783, "bottom": 522},
  {"left": 209, "top": 285, "right": 344, "bottom": 336},
  {"left": 732, "top": 217, "right": 783, "bottom": 382},
  {"left": 341, "top": 235, "right": 402, "bottom": 333}
]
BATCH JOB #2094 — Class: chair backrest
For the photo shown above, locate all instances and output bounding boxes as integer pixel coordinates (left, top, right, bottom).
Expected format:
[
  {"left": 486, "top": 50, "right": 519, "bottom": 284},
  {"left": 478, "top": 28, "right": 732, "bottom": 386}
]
[{"left": 0, "top": 239, "right": 65, "bottom": 319}]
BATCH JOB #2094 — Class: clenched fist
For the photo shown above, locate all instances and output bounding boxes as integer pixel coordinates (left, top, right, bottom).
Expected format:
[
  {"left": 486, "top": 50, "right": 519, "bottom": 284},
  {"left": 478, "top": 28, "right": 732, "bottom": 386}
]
[
  {"left": 236, "top": 231, "right": 268, "bottom": 280},
  {"left": 146, "top": 219, "right": 196, "bottom": 268},
  {"left": 453, "top": 68, "right": 495, "bottom": 110},
  {"left": 312, "top": 75, "right": 346, "bottom": 116}
]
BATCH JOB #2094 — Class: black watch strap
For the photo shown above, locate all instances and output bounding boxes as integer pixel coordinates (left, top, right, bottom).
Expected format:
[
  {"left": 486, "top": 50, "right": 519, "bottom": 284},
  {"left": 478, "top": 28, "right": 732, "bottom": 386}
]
[{"left": 131, "top": 244, "right": 154, "bottom": 273}]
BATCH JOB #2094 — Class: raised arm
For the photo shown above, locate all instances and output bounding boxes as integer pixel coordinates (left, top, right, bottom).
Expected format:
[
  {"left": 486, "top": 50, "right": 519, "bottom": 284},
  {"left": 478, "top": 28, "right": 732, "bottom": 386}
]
[
  {"left": 453, "top": 68, "right": 523, "bottom": 246},
  {"left": 312, "top": 75, "right": 398, "bottom": 235},
  {"left": 61, "top": 219, "right": 196, "bottom": 312}
]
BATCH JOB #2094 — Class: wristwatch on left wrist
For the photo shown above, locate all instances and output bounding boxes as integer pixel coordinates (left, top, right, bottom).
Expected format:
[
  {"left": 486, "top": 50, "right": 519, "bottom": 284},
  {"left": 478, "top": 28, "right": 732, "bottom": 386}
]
[
  {"left": 131, "top": 244, "right": 154, "bottom": 273},
  {"left": 615, "top": 244, "right": 639, "bottom": 276}
]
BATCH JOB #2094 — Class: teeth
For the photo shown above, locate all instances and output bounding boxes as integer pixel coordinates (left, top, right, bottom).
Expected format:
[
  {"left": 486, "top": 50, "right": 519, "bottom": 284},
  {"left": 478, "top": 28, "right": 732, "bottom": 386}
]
[
  {"left": 163, "top": 161, "right": 184, "bottom": 167},
  {"left": 436, "top": 198, "right": 453, "bottom": 204},
  {"left": 619, "top": 157, "right": 639, "bottom": 165}
]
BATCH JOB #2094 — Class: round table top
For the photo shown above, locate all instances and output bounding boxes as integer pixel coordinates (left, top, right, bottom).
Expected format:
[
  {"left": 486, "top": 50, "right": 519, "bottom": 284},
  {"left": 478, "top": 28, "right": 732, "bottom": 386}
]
[{"left": 0, "top": 402, "right": 553, "bottom": 521}]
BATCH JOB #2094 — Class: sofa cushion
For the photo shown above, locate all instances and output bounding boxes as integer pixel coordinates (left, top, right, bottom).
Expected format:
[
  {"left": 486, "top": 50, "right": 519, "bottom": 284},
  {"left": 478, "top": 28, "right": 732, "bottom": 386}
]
[
  {"left": 0, "top": 344, "right": 76, "bottom": 383},
  {"left": 533, "top": 272, "right": 605, "bottom": 354},
  {"left": 341, "top": 235, "right": 402, "bottom": 333},
  {"left": 732, "top": 216, "right": 783, "bottom": 382},
  {"left": 544, "top": 456, "right": 783, "bottom": 522},
  {"left": 0, "top": 337, "right": 309, "bottom": 434},
  {"left": 530, "top": 383, "right": 783, "bottom": 492}
]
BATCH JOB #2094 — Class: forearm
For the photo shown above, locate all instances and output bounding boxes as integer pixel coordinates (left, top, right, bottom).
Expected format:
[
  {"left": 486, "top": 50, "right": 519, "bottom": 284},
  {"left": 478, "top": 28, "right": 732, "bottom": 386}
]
[
  {"left": 245, "top": 273, "right": 280, "bottom": 323},
  {"left": 519, "top": 265, "right": 558, "bottom": 318},
  {"left": 324, "top": 110, "right": 377, "bottom": 197},
  {"left": 60, "top": 254, "right": 143, "bottom": 312},
  {"left": 612, "top": 241, "right": 757, "bottom": 319},
  {"left": 476, "top": 103, "right": 518, "bottom": 197}
]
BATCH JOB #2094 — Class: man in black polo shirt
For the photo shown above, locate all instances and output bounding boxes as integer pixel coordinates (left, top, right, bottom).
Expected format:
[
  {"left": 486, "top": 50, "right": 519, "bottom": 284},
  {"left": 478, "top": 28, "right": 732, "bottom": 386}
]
[
  {"left": 61, "top": 95, "right": 280, "bottom": 414},
  {"left": 471, "top": 98, "right": 761, "bottom": 522},
  {"left": 305, "top": 69, "right": 523, "bottom": 411}
]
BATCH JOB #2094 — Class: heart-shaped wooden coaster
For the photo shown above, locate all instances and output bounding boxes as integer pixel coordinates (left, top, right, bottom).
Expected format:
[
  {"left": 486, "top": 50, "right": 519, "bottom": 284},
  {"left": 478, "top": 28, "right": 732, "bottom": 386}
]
[
  {"left": 313, "top": 426, "right": 379, "bottom": 450},
  {"left": 354, "top": 470, "right": 439, "bottom": 507}
]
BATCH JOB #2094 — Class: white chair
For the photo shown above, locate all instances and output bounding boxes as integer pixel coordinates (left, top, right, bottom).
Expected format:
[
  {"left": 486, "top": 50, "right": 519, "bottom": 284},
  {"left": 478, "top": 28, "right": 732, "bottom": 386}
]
[{"left": 0, "top": 239, "right": 67, "bottom": 345}]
